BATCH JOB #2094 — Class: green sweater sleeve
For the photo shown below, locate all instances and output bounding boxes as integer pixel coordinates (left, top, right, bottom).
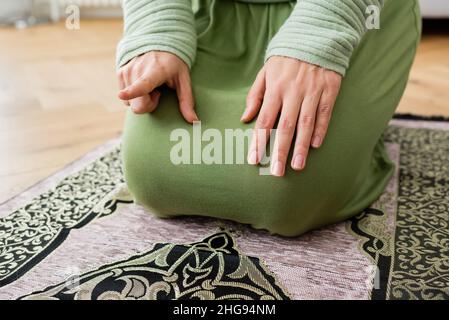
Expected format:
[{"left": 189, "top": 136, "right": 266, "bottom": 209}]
[
  {"left": 116, "top": 0, "right": 196, "bottom": 69},
  {"left": 265, "top": 0, "right": 384, "bottom": 76}
]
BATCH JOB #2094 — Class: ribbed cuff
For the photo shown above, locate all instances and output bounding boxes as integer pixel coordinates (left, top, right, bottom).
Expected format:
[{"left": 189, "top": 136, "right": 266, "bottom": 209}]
[
  {"left": 116, "top": 0, "right": 197, "bottom": 69},
  {"left": 265, "top": 0, "right": 385, "bottom": 76}
]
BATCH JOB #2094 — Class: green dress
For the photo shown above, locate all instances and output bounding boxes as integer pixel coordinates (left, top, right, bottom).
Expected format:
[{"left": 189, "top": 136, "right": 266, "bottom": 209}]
[{"left": 118, "top": 0, "right": 421, "bottom": 236}]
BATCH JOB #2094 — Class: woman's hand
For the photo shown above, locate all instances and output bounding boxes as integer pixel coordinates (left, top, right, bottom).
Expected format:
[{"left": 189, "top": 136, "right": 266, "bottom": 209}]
[
  {"left": 117, "top": 51, "right": 198, "bottom": 123},
  {"left": 242, "top": 56, "right": 342, "bottom": 177}
]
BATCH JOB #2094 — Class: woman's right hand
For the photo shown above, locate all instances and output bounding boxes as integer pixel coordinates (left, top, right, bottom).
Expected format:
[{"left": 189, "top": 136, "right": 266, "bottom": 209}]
[{"left": 117, "top": 51, "right": 199, "bottom": 123}]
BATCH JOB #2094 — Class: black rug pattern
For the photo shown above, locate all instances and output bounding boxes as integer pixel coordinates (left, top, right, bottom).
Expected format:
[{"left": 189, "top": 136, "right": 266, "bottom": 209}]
[{"left": 20, "top": 232, "right": 290, "bottom": 300}]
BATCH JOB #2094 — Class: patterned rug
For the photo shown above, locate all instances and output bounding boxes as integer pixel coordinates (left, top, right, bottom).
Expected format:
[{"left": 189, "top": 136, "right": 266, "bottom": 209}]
[{"left": 0, "top": 117, "right": 448, "bottom": 300}]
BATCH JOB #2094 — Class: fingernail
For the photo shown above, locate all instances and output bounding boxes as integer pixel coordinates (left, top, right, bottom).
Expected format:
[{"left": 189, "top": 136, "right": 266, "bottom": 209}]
[
  {"left": 191, "top": 112, "right": 199, "bottom": 122},
  {"left": 312, "top": 136, "right": 322, "bottom": 148},
  {"left": 248, "top": 150, "right": 258, "bottom": 165},
  {"left": 271, "top": 161, "right": 284, "bottom": 177},
  {"left": 118, "top": 91, "right": 126, "bottom": 99},
  {"left": 292, "top": 155, "right": 305, "bottom": 170},
  {"left": 240, "top": 111, "right": 248, "bottom": 122}
]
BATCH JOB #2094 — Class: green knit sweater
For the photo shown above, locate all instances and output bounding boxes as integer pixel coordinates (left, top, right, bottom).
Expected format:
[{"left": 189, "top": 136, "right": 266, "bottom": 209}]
[{"left": 117, "top": 0, "right": 384, "bottom": 76}]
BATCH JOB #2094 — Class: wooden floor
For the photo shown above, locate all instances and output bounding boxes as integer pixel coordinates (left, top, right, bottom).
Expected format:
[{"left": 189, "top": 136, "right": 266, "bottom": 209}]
[{"left": 0, "top": 19, "right": 448, "bottom": 204}]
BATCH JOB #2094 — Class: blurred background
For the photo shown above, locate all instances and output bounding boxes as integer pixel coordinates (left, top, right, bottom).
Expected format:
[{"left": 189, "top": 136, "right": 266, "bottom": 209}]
[{"left": 0, "top": 0, "right": 448, "bottom": 202}]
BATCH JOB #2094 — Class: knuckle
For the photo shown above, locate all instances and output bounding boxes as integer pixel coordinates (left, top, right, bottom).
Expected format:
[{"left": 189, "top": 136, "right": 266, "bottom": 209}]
[
  {"left": 256, "top": 114, "right": 273, "bottom": 130},
  {"left": 152, "top": 59, "right": 169, "bottom": 75},
  {"left": 299, "top": 115, "right": 315, "bottom": 127},
  {"left": 149, "top": 52, "right": 162, "bottom": 64},
  {"left": 278, "top": 117, "right": 295, "bottom": 131},
  {"left": 299, "top": 139, "right": 310, "bottom": 149},
  {"left": 287, "top": 80, "right": 301, "bottom": 94},
  {"left": 267, "top": 79, "right": 284, "bottom": 95},
  {"left": 133, "top": 58, "right": 144, "bottom": 70},
  {"left": 328, "top": 83, "right": 340, "bottom": 93},
  {"left": 246, "top": 92, "right": 261, "bottom": 104},
  {"left": 314, "top": 122, "right": 328, "bottom": 132},
  {"left": 327, "top": 76, "right": 342, "bottom": 90},
  {"left": 314, "top": 130, "right": 327, "bottom": 140},
  {"left": 146, "top": 58, "right": 163, "bottom": 72},
  {"left": 313, "top": 125, "right": 326, "bottom": 136},
  {"left": 294, "top": 143, "right": 309, "bottom": 155},
  {"left": 317, "top": 104, "right": 332, "bottom": 116},
  {"left": 139, "top": 76, "right": 152, "bottom": 85},
  {"left": 309, "top": 87, "right": 323, "bottom": 99},
  {"left": 276, "top": 147, "right": 288, "bottom": 160},
  {"left": 275, "top": 146, "right": 290, "bottom": 158},
  {"left": 123, "top": 66, "right": 133, "bottom": 79}
]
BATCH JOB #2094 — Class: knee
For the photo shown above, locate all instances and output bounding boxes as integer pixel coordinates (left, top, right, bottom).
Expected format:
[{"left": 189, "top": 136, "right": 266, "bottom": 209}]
[
  {"left": 121, "top": 138, "right": 162, "bottom": 214},
  {"left": 122, "top": 145, "right": 147, "bottom": 206},
  {"left": 256, "top": 169, "right": 358, "bottom": 237}
]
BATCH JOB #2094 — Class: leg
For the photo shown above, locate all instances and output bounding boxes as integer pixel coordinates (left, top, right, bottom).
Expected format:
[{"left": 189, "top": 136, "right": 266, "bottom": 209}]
[{"left": 122, "top": 0, "right": 421, "bottom": 236}]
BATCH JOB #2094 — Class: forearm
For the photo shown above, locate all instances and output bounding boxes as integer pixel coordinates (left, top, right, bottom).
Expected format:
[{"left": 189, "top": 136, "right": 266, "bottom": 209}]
[
  {"left": 116, "top": 0, "right": 197, "bottom": 69},
  {"left": 265, "top": 0, "right": 385, "bottom": 76}
]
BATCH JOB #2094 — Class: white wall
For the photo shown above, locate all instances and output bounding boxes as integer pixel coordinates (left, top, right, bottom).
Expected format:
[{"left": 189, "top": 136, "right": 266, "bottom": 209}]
[
  {"left": 420, "top": 0, "right": 449, "bottom": 18},
  {"left": 0, "top": 0, "right": 123, "bottom": 24},
  {"left": 0, "top": 0, "right": 32, "bottom": 21},
  {"left": 2, "top": 0, "right": 449, "bottom": 22}
]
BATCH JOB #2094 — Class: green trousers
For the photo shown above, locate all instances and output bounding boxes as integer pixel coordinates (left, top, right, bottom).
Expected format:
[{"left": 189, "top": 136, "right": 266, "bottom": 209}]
[{"left": 122, "top": 0, "right": 421, "bottom": 236}]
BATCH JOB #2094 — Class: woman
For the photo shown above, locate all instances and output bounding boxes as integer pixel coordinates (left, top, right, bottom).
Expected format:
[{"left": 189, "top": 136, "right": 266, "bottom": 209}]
[{"left": 116, "top": 0, "right": 421, "bottom": 236}]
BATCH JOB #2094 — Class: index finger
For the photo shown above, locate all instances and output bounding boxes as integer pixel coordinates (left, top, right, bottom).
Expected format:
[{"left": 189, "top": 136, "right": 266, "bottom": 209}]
[
  {"left": 119, "top": 73, "right": 162, "bottom": 100},
  {"left": 247, "top": 92, "right": 281, "bottom": 165}
]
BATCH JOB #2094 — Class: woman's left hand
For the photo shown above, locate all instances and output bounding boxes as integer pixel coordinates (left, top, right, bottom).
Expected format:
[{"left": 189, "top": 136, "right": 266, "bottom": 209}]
[{"left": 241, "top": 56, "right": 342, "bottom": 177}]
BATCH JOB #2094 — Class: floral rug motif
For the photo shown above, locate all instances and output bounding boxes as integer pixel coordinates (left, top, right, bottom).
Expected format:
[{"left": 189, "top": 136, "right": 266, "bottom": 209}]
[
  {"left": 0, "top": 117, "right": 448, "bottom": 300},
  {"left": 20, "top": 232, "right": 290, "bottom": 300},
  {"left": 348, "top": 122, "right": 449, "bottom": 300}
]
